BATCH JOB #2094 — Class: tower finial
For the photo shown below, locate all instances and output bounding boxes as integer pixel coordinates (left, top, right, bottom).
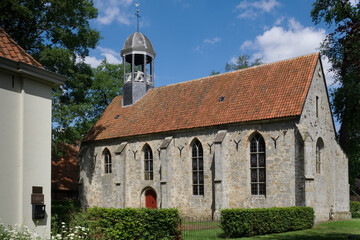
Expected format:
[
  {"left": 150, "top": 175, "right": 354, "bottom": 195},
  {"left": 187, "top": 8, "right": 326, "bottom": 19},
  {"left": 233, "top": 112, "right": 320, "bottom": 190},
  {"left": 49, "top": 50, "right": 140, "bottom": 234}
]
[{"left": 135, "top": 3, "right": 141, "bottom": 32}]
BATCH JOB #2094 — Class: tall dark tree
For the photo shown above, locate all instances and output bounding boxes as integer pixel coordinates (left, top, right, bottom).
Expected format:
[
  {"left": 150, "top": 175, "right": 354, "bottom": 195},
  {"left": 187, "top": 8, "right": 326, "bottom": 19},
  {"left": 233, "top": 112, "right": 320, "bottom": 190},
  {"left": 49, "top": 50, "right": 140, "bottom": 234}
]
[
  {"left": 0, "top": 0, "right": 102, "bottom": 144},
  {"left": 311, "top": 0, "right": 360, "bottom": 185},
  {"left": 225, "top": 54, "right": 263, "bottom": 72}
]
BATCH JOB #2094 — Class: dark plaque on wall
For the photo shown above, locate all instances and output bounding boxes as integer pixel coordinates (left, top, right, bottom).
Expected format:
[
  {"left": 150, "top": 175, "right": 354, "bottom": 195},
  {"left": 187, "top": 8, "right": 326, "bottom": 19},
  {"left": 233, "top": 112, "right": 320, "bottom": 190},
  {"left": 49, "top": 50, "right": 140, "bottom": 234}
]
[
  {"left": 31, "top": 186, "right": 44, "bottom": 204},
  {"left": 31, "top": 194, "right": 44, "bottom": 204}
]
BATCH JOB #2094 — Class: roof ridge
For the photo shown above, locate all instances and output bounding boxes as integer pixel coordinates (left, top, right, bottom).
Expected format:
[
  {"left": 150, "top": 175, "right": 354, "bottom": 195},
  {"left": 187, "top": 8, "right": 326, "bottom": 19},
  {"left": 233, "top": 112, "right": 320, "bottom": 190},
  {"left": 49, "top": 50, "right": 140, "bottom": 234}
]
[{"left": 155, "top": 52, "right": 319, "bottom": 90}]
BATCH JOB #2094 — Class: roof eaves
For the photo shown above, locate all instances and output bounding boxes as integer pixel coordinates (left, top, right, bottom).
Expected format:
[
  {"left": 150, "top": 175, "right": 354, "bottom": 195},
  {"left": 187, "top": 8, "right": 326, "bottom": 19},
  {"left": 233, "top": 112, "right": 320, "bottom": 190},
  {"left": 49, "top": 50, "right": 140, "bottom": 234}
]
[
  {"left": 0, "top": 56, "right": 66, "bottom": 86},
  {"left": 83, "top": 114, "right": 300, "bottom": 143}
]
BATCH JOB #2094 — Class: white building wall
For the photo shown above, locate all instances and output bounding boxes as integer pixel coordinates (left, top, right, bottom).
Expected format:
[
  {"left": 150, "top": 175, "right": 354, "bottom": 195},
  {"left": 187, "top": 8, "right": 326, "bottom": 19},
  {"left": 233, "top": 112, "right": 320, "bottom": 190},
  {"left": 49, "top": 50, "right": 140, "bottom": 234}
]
[
  {"left": 22, "top": 77, "right": 52, "bottom": 235},
  {"left": 0, "top": 72, "right": 22, "bottom": 226},
  {"left": 0, "top": 66, "right": 61, "bottom": 238}
]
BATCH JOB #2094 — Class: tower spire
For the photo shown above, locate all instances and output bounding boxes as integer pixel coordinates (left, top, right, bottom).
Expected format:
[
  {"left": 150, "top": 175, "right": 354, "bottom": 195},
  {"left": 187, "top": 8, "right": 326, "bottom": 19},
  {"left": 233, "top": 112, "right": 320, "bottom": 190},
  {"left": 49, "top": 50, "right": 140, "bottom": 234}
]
[{"left": 135, "top": 3, "right": 141, "bottom": 32}]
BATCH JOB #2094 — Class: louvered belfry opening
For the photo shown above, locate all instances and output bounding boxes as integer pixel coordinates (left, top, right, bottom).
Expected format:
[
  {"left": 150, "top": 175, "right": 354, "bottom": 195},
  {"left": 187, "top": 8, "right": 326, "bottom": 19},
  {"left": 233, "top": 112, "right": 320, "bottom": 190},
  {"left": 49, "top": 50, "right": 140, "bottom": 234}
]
[{"left": 121, "top": 32, "right": 156, "bottom": 106}]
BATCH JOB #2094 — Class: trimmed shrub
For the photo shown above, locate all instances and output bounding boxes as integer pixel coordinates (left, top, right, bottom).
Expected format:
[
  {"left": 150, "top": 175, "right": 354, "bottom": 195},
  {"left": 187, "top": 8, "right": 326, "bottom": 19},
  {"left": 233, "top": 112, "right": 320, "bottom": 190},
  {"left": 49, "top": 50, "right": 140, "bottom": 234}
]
[
  {"left": 350, "top": 201, "right": 360, "bottom": 218},
  {"left": 221, "top": 207, "right": 314, "bottom": 238},
  {"left": 87, "top": 207, "right": 181, "bottom": 240}
]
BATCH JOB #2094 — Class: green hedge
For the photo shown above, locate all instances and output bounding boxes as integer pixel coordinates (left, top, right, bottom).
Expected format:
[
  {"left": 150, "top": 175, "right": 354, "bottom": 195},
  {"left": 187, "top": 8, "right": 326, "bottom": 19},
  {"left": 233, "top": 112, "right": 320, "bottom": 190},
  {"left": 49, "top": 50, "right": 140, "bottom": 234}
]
[
  {"left": 350, "top": 201, "right": 360, "bottom": 218},
  {"left": 221, "top": 207, "right": 314, "bottom": 238},
  {"left": 87, "top": 207, "right": 181, "bottom": 240}
]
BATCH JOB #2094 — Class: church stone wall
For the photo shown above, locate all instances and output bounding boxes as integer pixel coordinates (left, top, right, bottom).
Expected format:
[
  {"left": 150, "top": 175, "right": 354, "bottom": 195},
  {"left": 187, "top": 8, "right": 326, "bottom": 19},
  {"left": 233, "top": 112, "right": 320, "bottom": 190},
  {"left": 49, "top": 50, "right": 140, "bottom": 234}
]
[
  {"left": 224, "top": 122, "right": 297, "bottom": 210},
  {"left": 80, "top": 120, "right": 300, "bottom": 219},
  {"left": 298, "top": 60, "right": 350, "bottom": 222}
]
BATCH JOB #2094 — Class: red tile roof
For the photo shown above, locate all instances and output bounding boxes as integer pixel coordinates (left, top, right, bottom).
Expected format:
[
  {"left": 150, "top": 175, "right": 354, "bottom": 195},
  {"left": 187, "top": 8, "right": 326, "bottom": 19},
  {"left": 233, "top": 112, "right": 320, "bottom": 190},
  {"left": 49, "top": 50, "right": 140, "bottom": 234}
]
[
  {"left": 84, "top": 53, "right": 319, "bottom": 142},
  {"left": 0, "top": 28, "right": 44, "bottom": 69},
  {"left": 52, "top": 144, "right": 79, "bottom": 191}
]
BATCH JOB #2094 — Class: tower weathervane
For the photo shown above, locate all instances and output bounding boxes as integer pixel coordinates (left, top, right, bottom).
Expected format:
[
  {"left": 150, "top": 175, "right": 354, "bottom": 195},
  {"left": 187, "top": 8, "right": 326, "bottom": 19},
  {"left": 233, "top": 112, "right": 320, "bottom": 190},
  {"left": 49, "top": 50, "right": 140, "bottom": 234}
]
[{"left": 135, "top": 3, "right": 141, "bottom": 32}]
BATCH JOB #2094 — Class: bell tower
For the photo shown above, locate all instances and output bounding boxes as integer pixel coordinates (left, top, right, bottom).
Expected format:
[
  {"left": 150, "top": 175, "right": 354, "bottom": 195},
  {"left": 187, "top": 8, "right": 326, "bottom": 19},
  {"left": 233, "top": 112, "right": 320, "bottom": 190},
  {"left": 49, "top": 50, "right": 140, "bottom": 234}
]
[{"left": 121, "top": 4, "right": 155, "bottom": 106}]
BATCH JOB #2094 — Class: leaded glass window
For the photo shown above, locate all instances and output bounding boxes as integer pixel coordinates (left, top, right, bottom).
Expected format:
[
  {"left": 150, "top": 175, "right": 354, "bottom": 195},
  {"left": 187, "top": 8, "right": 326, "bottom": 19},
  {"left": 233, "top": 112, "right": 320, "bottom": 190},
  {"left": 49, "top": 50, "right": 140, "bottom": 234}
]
[
  {"left": 192, "top": 140, "right": 204, "bottom": 195},
  {"left": 250, "top": 134, "right": 266, "bottom": 195},
  {"left": 104, "top": 149, "right": 112, "bottom": 174},
  {"left": 144, "top": 145, "right": 153, "bottom": 180}
]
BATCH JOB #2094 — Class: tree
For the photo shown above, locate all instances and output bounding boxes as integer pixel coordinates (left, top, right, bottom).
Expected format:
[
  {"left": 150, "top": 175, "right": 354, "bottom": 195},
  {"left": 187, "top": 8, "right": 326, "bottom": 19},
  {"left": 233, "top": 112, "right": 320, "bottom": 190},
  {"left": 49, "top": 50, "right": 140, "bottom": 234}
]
[
  {"left": 311, "top": 0, "right": 360, "bottom": 185},
  {"left": 0, "top": 0, "right": 102, "bottom": 144},
  {"left": 52, "top": 59, "right": 124, "bottom": 146},
  {"left": 89, "top": 59, "right": 124, "bottom": 120},
  {"left": 225, "top": 54, "right": 263, "bottom": 72},
  {"left": 210, "top": 69, "right": 220, "bottom": 76}
]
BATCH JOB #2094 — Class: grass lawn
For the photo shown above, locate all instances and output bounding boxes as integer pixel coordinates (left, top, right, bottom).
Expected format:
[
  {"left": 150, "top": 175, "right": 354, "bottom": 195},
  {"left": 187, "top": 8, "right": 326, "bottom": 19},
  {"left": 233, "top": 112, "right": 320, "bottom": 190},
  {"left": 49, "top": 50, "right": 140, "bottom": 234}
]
[{"left": 182, "top": 219, "right": 360, "bottom": 240}]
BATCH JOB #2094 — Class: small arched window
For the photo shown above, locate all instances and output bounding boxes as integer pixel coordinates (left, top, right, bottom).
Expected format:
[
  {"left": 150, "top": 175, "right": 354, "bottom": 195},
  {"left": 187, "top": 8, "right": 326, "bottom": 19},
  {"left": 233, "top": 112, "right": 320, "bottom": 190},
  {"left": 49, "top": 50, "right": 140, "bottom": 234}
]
[
  {"left": 192, "top": 139, "right": 204, "bottom": 195},
  {"left": 316, "top": 138, "right": 324, "bottom": 174},
  {"left": 250, "top": 133, "right": 266, "bottom": 195},
  {"left": 144, "top": 145, "right": 153, "bottom": 180},
  {"left": 103, "top": 149, "right": 112, "bottom": 174}
]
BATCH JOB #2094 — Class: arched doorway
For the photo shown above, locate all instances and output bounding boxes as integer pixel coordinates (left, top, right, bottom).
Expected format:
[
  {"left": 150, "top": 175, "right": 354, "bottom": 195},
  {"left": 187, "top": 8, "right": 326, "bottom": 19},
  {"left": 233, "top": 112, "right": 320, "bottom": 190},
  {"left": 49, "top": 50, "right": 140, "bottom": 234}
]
[{"left": 145, "top": 189, "right": 157, "bottom": 209}]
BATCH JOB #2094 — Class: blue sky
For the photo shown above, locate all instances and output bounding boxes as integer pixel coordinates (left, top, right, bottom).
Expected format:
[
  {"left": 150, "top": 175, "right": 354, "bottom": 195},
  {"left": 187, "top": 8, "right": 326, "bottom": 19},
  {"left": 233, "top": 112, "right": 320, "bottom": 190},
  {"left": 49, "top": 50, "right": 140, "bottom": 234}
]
[{"left": 86, "top": 0, "right": 337, "bottom": 88}]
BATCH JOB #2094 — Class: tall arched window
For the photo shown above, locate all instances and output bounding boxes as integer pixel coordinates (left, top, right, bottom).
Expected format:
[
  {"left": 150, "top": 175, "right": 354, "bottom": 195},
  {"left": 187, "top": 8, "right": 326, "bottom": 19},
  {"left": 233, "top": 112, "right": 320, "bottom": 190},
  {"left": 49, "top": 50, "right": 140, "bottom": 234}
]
[
  {"left": 144, "top": 145, "right": 153, "bottom": 180},
  {"left": 250, "top": 133, "right": 266, "bottom": 195},
  {"left": 103, "top": 149, "right": 112, "bottom": 174},
  {"left": 192, "top": 139, "right": 204, "bottom": 195},
  {"left": 316, "top": 138, "right": 324, "bottom": 174}
]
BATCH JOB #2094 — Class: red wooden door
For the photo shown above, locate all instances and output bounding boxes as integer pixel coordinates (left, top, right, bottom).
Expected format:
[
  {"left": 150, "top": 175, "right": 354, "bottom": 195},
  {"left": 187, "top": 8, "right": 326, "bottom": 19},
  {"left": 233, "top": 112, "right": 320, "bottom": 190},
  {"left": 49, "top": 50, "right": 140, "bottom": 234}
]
[{"left": 145, "top": 189, "right": 157, "bottom": 209}]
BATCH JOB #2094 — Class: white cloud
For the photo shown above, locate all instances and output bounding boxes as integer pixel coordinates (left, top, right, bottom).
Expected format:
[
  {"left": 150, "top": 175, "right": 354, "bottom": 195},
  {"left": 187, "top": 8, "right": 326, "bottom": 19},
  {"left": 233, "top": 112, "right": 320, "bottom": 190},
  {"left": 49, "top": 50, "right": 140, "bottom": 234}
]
[
  {"left": 79, "top": 47, "right": 122, "bottom": 68},
  {"left": 274, "top": 16, "right": 285, "bottom": 25},
  {"left": 240, "top": 40, "right": 254, "bottom": 50},
  {"left": 237, "top": 10, "right": 256, "bottom": 19},
  {"left": 94, "top": 0, "right": 134, "bottom": 25},
  {"left": 241, "top": 18, "right": 335, "bottom": 86},
  {"left": 97, "top": 47, "right": 122, "bottom": 64},
  {"left": 84, "top": 56, "right": 103, "bottom": 68},
  {"left": 195, "top": 37, "right": 221, "bottom": 53},
  {"left": 229, "top": 56, "right": 238, "bottom": 65},
  {"left": 204, "top": 37, "right": 221, "bottom": 45},
  {"left": 243, "top": 18, "right": 326, "bottom": 62},
  {"left": 236, "top": 0, "right": 280, "bottom": 18}
]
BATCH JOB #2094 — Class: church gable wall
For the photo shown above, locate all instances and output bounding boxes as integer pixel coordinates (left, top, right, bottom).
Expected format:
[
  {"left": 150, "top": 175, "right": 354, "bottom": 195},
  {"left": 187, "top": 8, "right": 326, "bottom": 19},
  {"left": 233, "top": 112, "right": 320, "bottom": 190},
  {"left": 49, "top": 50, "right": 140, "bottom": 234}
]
[{"left": 299, "top": 60, "right": 350, "bottom": 221}]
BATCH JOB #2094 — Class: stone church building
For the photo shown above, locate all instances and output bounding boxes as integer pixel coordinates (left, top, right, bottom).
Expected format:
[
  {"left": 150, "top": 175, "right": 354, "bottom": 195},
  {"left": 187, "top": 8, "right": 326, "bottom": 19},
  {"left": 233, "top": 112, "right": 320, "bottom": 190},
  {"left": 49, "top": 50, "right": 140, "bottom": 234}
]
[{"left": 79, "top": 31, "right": 351, "bottom": 222}]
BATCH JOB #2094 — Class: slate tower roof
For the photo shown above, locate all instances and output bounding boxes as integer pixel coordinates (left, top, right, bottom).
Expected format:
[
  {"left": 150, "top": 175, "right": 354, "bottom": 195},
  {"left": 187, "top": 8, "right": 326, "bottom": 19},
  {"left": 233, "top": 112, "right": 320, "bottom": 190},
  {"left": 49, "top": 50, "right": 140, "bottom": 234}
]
[
  {"left": 121, "top": 32, "right": 156, "bottom": 57},
  {"left": 84, "top": 53, "right": 320, "bottom": 142}
]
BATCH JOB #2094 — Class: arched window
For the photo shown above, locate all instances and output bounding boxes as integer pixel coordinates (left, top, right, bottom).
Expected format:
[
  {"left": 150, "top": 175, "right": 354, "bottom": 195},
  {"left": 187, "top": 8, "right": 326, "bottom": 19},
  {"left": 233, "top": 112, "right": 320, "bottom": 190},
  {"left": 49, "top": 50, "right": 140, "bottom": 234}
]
[
  {"left": 103, "top": 149, "right": 112, "bottom": 174},
  {"left": 316, "top": 138, "right": 324, "bottom": 174},
  {"left": 144, "top": 145, "right": 153, "bottom": 180},
  {"left": 250, "top": 133, "right": 266, "bottom": 195},
  {"left": 192, "top": 139, "right": 204, "bottom": 195}
]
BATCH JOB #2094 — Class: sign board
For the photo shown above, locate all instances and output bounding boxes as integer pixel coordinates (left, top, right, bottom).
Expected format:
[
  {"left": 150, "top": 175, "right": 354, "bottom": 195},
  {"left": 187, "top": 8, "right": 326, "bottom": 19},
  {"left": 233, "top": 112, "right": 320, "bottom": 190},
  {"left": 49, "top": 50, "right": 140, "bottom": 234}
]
[{"left": 31, "top": 193, "right": 44, "bottom": 204}]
